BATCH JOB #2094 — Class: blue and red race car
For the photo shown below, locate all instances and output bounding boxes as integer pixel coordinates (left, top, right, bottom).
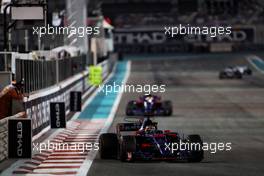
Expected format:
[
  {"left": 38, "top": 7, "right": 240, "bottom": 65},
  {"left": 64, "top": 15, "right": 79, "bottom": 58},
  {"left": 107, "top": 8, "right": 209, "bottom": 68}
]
[
  {"left": 99, "top": 118, "right": 204, "bottom": 162},
  {"left": 126, "top": 94, "right": 173, "bottom": 116}
]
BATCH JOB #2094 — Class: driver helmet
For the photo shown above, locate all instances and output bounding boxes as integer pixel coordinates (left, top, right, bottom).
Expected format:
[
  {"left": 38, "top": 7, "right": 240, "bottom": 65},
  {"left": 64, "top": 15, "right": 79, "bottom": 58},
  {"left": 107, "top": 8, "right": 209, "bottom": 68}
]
[
  {"left": 144, "top": 93, "right": 153, "bottom": 102},
  {"left": 144, "top": 93, "right": 152, "bottom": 97},
  {"left": 145, "top": 125, "right": 156, "bottom": 133}
]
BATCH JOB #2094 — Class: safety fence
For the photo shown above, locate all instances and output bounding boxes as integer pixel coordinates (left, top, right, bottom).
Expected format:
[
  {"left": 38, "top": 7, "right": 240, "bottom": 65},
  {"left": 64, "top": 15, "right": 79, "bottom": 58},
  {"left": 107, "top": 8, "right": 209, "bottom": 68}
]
[
  {"left": 0, "top": 112, "right": 26, "bottom": 162},
  {"left": 58, "top": 55, "right": 87, "bottom": 82},
  {"left": 15, "top": 55, "right": 87, "bottom": 93}
]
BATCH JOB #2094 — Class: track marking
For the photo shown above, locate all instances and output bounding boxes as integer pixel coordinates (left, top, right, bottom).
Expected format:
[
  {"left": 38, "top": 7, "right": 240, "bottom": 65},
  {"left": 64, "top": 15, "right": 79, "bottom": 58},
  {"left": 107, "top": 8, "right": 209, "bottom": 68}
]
[
  {"left": 71, "top": 65, "right": 117, "bottom": 120},
  {"left": 247, "top": 55, "right": 264, "bottom": 74},
  {"left": 4, "top": 120, "right": 105, "bottom": 175},
  {"left": 76, "top": 61, "right": 131, "bottom": 176},
  {"left": 1, "top": 61, "right": 131, "bottom": 176}
]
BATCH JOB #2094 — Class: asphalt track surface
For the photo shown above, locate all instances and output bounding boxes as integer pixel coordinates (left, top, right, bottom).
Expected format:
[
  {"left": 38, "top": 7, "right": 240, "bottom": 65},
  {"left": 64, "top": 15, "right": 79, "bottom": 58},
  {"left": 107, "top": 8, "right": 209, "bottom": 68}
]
[{"left": 88, "top": 54, "right": 264, "bottom": 176}]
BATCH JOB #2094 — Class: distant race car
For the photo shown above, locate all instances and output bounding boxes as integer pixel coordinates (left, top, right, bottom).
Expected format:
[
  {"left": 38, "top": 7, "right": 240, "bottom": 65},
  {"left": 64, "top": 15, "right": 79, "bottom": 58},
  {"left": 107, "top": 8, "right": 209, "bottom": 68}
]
[
  {"left": 126, "top": 94, "right": 172, "bottom": 116},
  {"left": 219, "top": 66, "right": 252, "bottom": 79},
  {"left": 99, "top": 118, "right": 204, "bottom": 162},
  {"left": 219, "top": 66, "right": 242, "bottom": 79}
]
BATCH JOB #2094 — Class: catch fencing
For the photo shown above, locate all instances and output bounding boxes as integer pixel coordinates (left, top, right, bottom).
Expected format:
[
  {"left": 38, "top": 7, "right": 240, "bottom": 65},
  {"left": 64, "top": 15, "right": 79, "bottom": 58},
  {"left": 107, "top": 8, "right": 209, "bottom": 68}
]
[{"left": 15, "top": 55, "right": 87, "bottom": 93}]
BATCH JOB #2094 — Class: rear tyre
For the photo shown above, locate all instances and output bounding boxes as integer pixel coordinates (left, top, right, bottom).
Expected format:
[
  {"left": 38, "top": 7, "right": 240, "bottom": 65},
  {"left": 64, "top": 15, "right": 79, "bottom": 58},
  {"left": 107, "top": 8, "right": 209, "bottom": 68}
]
[
  {"left": 219, "top": 73, "right": 225, "bottom": 79},
  {"left": 126, "top": 101, "right": 136, "bottom": 116},
  {"left": 235, "top": 73, "right": 242, "bottom": 79},
  {"left": 162, "top": 101, "right": 173, "bottom": 116},
  {"left": 246, "top": 69, "right": 252, "bottom": 75},
  {"left": 187, "top": 134, "right": 204, "bottom": 162},
  {"left": 120, "top": 136, "right": 136, "bottom": 162},
  {"left": 99, "top": 133, "right": 118, "bottom": 159}
]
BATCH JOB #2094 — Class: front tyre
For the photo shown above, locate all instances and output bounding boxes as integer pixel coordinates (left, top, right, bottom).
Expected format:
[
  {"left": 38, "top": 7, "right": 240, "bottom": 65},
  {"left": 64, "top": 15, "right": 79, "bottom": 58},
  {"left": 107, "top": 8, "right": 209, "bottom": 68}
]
[
  {"left": 162, "top": 101, "right": 173, "bottom": 116},
  {"left": 126, "top": 101, "right": 136, "bottom": 116},
  {"left": 99, "top": 133, "right": 118, "bottom": 159},
  {"left": 120, "top": 136, "right": 136, "bottom": 162},
  {"left": 246, "top": 69, "right": 252, "bottom": 75},
  {"left": 219, "top": 72, "right": 225, "bottom": 79},
  {"left": 187, "top": 134, "right": 204, "bottom": 162},
  {"left": 235, "top": 72, "right": 242, "bottom": 79}
]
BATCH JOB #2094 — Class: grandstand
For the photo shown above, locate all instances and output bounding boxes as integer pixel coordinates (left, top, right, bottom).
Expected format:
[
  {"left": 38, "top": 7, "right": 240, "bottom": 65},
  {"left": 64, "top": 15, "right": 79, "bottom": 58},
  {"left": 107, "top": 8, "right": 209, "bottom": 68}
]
[
  {"left": 87, "top": 0, "right": 264, "bottom": 53},
  {"left": 97, "top": 0, "right": 264, "bottom": 28}
]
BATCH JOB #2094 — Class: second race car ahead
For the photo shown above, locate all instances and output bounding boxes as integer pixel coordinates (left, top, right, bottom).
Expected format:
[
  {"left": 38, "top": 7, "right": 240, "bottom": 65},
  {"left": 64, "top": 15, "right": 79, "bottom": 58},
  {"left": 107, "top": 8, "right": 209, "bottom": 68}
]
[
  {"left": 126, "top": 94, "right": 173, "bottom": 116},
  {"left": 99, "top": 118, "right": 204, "bottom": 162},
  {"left": 219, "top": 65, "right": 252, "bottom": 79}
]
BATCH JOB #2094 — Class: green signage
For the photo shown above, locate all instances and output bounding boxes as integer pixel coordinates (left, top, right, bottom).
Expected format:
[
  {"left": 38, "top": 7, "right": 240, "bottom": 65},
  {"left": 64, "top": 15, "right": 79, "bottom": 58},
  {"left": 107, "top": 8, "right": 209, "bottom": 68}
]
[{"left": 89, "top": 66, "right": 103, "bottom": 86}]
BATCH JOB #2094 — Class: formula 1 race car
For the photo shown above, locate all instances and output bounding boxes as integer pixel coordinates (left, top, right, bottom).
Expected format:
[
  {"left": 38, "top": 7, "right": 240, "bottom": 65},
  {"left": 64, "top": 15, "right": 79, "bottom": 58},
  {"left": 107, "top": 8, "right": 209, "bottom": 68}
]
[
  {"left": 126, "top": 94, "right": 173, "bottom": 116},
  {"left": 219, "top": 66, "right": 252, "bottom": 79},
  {"left": 219, "top": 67, "right": 243, "bottom": 79},
  {"left": 99, "top": 118, "right": 204, "bottom": 162}
]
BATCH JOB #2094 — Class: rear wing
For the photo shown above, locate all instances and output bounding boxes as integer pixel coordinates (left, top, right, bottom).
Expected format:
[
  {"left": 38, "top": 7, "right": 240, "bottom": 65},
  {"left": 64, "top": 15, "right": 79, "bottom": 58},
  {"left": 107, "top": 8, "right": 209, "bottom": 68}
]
[
  {"left": 116, "top": 122, "right": 158, "bottom": 135},
  {"left": 117, "top": 123, "right": 141, "bottom": 133}
]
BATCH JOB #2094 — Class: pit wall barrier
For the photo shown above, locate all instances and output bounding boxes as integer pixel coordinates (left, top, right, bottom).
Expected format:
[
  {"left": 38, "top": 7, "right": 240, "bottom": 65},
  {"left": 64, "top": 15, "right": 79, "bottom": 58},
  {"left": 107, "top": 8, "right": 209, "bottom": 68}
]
[
  {"left": 26, "top": 55, "right": 115, "bottom": 136},
  {"left": 0, "top": 54, "right": 116, "bottom": 163}
]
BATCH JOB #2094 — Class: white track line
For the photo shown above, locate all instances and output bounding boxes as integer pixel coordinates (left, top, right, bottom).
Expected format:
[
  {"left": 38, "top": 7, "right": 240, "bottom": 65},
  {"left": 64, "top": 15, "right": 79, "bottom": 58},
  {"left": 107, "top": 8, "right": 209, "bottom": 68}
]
[
  {"left": 247, "top": 55, "right": 264, "bottom": 74},
  {"left": 1, "top": 62, "right": 130, "bottom": 176},
  {"left": 71, "top": 65, "right": 117, "bottom": 120},
  {"left": 76, "top": 61, "right": 131, "bottom": 176}
]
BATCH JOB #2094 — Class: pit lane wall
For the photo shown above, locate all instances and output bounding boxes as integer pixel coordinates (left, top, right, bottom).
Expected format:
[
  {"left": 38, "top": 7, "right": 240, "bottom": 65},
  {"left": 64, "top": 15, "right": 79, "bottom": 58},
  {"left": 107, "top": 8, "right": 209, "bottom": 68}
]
[
  {"left": 27, "top": 56, "right": 115, "bottom": 136},
  {"left": 0, "top": 55, "right": 116, "bottom": 162}
]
